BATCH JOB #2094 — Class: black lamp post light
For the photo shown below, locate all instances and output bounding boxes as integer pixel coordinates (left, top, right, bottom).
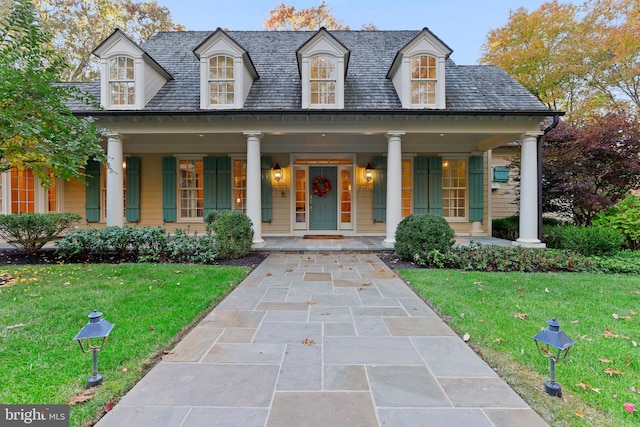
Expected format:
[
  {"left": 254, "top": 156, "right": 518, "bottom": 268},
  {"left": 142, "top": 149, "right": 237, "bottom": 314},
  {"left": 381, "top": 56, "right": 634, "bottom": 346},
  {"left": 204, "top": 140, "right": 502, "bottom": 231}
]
[
  {"left": 532, "top": 318, "right": 575, "bottom": 397},
  {"left": 73, "top": 310, "right": 114, "bottom": 388}
]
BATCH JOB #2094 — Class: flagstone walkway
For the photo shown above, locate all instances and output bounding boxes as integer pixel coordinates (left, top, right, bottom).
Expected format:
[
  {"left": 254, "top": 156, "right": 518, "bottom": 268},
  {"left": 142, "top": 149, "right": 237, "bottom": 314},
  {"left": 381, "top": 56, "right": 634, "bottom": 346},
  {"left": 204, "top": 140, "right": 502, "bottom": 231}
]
[{"left": 96, "top": 253, "right": 548, "bottom": 427}]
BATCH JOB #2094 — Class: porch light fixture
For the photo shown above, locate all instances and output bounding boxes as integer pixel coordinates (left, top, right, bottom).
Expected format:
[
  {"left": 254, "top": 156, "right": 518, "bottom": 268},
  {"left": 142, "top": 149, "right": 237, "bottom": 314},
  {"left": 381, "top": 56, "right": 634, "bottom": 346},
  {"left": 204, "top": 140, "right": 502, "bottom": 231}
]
[
  {"left": 73, "top": 310, "right": 114, "bottom": 388},
  {"left": 364, "top": 163, "right": 373, "bottom": 182},
  {"left": 532, "top": 318, "right": 575, "bottom": 397},
  {"left": 273, "top": 163, "right": 283, "bottom": 183}
]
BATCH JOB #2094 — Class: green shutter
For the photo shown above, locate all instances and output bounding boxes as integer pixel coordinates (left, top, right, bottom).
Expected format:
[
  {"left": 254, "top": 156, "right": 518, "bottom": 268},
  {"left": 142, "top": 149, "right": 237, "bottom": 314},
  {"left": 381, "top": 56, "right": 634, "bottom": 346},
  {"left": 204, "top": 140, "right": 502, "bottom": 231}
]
[
  {"left": 469, "top": 156, "right": 484, "bottom": 222},
  {"left": 162, "top": 157, "right": 177, "bottom": 222},
  {"left": 85, "top": 160, "right": 101, "bottom": 223},
  {"left": 428, "top": 157, "right": 442, "bottom": 215},
  {"left": 203, "top": 157, "right": 217, "bottom": 217},
  {"left": 413, "top": 157, "right": 428, "bottom": 214},
  {"left": 125, "top": 157, "right": 140, "bottom": 222},
  {"left": 261, "top": 156, "right": 272, "bottom": 222},
  {"left": 373, "top": 156, "right": 387, "bottom": 222},
  {"left": 216, "top": 157, "right": 231, "bottom": 211}
]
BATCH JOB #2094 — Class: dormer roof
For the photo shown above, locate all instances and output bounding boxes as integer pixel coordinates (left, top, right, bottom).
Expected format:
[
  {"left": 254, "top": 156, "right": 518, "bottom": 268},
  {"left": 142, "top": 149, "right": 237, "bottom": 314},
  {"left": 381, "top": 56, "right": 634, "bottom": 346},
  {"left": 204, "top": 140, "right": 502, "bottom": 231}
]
[
  {"left": 386, "top": 27, "right": 452, "bottom": 79},
  {"left": 193, "top": 28, "right": 259, "bottom": 80},
  {"left": 296, "top": 27, "right": 350, "bottom": 77}
]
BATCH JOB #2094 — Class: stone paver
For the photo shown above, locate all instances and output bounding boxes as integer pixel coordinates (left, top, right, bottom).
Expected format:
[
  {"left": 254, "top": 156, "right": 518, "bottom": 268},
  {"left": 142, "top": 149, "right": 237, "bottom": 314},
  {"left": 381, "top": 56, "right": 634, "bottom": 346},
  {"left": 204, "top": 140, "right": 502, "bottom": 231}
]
[{"left": 97, "top": 253, "right": 548, "bottom": 427}]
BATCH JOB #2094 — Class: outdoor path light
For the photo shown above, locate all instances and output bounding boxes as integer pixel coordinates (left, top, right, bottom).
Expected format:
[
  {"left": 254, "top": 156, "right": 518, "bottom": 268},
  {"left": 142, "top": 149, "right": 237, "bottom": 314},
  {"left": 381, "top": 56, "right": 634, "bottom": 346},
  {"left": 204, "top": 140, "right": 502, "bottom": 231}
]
[
  {"left": 532, "top": 318, "right": 575, "bottom": 397},
  {"left": 73, "top": 310, "right": 114, "bottom": 388}
]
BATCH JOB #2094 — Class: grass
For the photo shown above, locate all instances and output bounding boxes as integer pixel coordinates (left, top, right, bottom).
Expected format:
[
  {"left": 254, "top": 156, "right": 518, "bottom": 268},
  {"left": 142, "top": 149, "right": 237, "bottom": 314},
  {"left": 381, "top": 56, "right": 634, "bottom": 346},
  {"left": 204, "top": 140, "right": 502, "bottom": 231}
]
[
  {"left": 399, "top": 269, "right": 640, "bottom": 427},
  {"left": 0, "top": 263, "right": 250, "bottom": 427}
]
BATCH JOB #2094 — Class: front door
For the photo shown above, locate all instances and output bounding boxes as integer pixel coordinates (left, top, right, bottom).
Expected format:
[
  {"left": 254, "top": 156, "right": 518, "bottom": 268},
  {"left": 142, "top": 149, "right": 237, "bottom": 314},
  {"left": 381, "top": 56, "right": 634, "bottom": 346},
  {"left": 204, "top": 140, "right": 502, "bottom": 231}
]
[{"left": 309, "top": 166, "right": 337, "bottom": 230}]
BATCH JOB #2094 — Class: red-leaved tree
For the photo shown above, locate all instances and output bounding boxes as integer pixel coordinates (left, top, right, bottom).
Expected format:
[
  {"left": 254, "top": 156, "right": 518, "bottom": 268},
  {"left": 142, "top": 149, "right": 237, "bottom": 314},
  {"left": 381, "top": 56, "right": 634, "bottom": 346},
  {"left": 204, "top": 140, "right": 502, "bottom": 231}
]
[{"left": 542, "top": 110, "right": 640, "bottom": 225}]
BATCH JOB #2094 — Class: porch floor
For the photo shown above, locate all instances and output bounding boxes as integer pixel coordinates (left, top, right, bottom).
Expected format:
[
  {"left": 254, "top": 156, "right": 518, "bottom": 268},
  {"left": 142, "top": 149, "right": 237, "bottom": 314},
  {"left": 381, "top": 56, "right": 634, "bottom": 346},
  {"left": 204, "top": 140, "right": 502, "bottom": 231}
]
[{"left": 254, "top": 236, "right": 512, "bottom": 252}]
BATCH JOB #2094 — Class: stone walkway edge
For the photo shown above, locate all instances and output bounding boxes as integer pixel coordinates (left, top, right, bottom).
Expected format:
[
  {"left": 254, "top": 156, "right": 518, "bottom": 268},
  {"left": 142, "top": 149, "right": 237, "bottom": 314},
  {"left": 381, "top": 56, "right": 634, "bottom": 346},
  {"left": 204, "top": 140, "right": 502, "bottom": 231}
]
[{"left": 96, "top": 253, "right": 548, "bottom": 427}]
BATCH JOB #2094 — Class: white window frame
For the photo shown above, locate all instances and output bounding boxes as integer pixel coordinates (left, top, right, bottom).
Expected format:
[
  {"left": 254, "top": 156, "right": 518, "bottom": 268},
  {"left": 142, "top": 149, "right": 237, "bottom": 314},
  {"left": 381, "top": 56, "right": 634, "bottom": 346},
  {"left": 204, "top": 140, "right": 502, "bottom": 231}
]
[
  {"left": 208, "top": 55, "right": 235, "bottom": 106},
  {"left": 410, "top": 55, "right": 437, "bottom": 107},
  {"left": 108, "top": 56, "right": 136, "bottom": 107},
  {"left": 441, "top": 157, "right": 468, "bottom": 221},
  {"left": 177, "top": 158, "right": 204, "bottom": 221},
  {"left": 232, "top": 156, "right": 247, "bottom": 212},
  {"left": 310, "top": 55, "right": 337, "bottom": 106}
]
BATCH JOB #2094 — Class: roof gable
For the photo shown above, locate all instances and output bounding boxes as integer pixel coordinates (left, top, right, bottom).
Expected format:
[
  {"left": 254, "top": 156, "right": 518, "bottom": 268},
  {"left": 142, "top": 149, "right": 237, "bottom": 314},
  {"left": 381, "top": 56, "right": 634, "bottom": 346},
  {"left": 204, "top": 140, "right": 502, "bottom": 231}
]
[
  {"left": 296, "top": 27, "right": 350, "bottom": 76},
  {"left": 387, "top": 27, "right": 452, "bottom": 78},
  {"left": 193, "top": 28, "right": 258, "bottom": 79}
]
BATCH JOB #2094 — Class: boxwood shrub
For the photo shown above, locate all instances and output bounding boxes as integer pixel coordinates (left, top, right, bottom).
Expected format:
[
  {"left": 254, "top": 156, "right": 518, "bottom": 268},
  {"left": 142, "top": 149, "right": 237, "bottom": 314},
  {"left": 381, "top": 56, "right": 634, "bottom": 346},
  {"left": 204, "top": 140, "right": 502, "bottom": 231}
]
[
  {"left": 205, "top": 210, "right": 253, "bottom": 259},
  {"left": 394, "top": 213, "right": 455, "bottom": 261},
  {"left": 0, "top": 213, "right": 81, "bottom": 255}
]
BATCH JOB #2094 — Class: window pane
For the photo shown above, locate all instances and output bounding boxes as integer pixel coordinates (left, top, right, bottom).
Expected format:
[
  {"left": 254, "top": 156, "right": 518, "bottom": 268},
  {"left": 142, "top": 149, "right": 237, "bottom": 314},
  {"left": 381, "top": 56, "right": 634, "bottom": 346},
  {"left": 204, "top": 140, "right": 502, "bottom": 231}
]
[
  {"left": 295, "top": 168, "right": 306, "bottom": 223},
  {"left": 442, "top": 159, "right": 466, "bottom": 219},
  {"left": 310, "top": 55, "right": 336, "bottom": 105},
  {"left": 10, "top": 168, "right": 35, "bottom": 213},
  {"left": 233, "top": 159, "right": 246, "bottom": 212},
  {"left": 179, "top": 160, "right": 204, "bottom": 218}
]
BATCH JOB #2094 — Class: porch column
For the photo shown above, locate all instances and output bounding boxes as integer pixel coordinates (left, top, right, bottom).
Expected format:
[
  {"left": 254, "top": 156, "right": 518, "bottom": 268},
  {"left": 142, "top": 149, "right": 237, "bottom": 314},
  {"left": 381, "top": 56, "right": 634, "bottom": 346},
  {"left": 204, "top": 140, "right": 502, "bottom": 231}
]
[
  {"left": 383, "top": 131, "right": 405, "bottom": 248},
  {"left": 244, "top": 131, "right": 264, "bottom": 245},
  {"left": 106, "top": 133, "right": 124, "bottom": 227},
  {"left": 515, "top": 132, "right": 545, "bottom": 247}
]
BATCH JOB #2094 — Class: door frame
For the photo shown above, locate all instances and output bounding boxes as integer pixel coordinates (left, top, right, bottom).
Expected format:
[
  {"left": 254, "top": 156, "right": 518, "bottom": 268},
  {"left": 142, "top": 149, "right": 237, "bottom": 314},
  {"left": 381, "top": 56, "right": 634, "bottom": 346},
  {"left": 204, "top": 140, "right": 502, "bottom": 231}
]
[{"left": 289, "top": 154, "right": 356, "bottom": 236}]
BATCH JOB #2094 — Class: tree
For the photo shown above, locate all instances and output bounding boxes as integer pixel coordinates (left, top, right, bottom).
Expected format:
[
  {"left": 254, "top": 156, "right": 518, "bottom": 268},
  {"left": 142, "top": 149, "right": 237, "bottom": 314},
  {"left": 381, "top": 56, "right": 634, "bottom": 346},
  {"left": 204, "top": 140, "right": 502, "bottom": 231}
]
[
  {"left": 481, "top": 0, "right": 640, "bottom": 121},
  {"left": 264, "top": 1, "right": 349, "bottom": 31},
  {"left": 35, "top": 0, "right": 184, "bottom": 81},
  {"left": 0, "top": 0, "right": 106, "bottom": 187},
  {"left": 541, "top": 110, "right": 640, "bottom": 225}
]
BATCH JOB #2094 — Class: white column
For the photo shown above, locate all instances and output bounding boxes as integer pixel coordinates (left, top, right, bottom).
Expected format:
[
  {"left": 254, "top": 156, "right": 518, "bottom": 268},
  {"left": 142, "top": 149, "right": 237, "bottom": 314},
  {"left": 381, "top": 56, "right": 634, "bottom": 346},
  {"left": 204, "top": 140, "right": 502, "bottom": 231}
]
[
  {"left": 106, "top": 133, "right": 124, "bottom": 227},
  {"left": 515, "top": 132, "right": 545, "bottom": 247},
  {"left": 244, "top": 131, "right": 264, "bottom": 245},
  {"left": 383, "top": 131, "right": 405, "bottom": 248}
]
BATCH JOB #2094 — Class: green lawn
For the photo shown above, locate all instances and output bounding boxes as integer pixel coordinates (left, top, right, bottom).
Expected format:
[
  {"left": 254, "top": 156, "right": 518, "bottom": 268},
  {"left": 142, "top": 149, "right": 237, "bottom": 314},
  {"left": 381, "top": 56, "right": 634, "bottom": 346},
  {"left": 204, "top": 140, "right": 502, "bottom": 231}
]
[
  {"left": 0, "top": 263, "right": 250, "bottom": 427},
  {"left": 400, "top": 269, "right": 640, "bottom": 427}
]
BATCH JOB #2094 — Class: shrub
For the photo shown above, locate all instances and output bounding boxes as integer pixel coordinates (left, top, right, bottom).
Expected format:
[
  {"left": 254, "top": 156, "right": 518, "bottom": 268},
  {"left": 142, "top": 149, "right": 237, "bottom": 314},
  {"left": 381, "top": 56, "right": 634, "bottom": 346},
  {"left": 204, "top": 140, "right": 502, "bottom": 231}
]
[
  {"left": 166, "top": 228, "right": 218, "bottom": 264},
  {"left": 394, "top": 213, "right": 455, "bottom": 261},
  {"left": 491, "top": 215, "right": 519, "bottom": 240},
  {"left": 593, "top": 195, "right": 640, "bottom": 250},
  {"left": 542, "top": 225, "right": 566, "bottom": 249},
  {"left": 205, "top": 210, "right": 253, "bottom": 259},
  {"left": 560, "top": 225, "right": 624, "bottom": 256},
  {"left": 0, "top": 213, "right": 81, "bottom": 255},
  {"left": 55, "top": 228, "right": 104, "bottom": 261}
]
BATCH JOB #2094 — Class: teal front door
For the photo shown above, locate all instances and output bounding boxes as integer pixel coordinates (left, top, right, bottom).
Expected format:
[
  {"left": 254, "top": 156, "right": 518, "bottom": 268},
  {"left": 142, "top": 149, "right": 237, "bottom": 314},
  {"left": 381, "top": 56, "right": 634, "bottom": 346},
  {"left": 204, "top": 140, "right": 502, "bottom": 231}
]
[{"left": 309, "top": 167, "right": 337, "bottom": 230}]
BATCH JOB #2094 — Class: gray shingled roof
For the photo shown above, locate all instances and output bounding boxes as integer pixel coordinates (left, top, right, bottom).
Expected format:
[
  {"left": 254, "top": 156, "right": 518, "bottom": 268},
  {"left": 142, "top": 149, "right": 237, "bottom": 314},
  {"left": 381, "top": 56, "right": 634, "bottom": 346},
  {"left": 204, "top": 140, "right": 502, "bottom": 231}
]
[{"left": 69, "top": 30, "right": 550, "bottom": 114}]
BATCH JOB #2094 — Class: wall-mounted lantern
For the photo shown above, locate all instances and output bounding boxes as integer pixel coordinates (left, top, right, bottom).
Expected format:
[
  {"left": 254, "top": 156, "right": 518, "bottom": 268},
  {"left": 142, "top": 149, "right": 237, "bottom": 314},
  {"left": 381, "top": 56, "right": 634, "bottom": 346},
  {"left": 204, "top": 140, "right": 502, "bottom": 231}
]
[
  {"left": 273, "top": 163, "right": 283, "bottom": 183},
  {"left": 364, "top": 163, "right": 373, "bottom": 183}
]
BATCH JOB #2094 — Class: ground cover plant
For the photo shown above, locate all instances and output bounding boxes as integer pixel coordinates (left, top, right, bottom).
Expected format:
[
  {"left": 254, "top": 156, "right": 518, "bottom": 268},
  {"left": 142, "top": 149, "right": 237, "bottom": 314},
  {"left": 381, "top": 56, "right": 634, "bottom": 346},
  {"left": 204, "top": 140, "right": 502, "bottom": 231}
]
[
  {"left": 0, "top": 263, "right": 250, "bottom": 427},
  {"left": 399, "top": 269, "right": 640, "bottom": 426}
]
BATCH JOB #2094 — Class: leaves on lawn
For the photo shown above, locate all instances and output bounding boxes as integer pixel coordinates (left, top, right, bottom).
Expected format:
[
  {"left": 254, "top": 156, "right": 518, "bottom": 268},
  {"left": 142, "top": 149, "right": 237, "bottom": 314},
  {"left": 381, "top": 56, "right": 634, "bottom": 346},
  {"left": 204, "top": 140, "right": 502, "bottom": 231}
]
[
  {"left": 67, "top": 389, "right": 94, "bottom": 405},
  {"left": 599, "top": 356, "right": 613, "bottom": 363},
  {"left": 576, "top": 382, "right": 600, "bottom": 393},
  {"left": 613, "top": 313, "right": 632, "bottom": 321},
  {"left": 493, "top": 337, "right": 504, "bottom": 344},
  {"left": 513, "top": 313, "right": 528, "bottom": 320},
  {"left": 6, "top": 323, "right": 26, "bottom": 330},
  {"left": 623, "top": 403, "right": 635, "bottom": 413},
  {"left": 463, "top": 333, "right": 470, "bottom": 342},
  {"left": 604, "top": 328, "right": 619, "bottom": 338},
  {"left": 604, "top": 367, "right": 623, "bottom": 376},
  {"left": 104, "top": 401, "right": 115, "bottom": 412}
]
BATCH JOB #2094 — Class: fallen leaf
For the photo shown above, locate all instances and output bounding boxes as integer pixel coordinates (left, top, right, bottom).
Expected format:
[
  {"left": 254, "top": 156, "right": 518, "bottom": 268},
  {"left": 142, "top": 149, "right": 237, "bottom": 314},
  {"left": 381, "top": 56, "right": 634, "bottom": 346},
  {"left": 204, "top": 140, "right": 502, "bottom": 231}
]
[
  {"left": 104, "top": 401, "right": 115, "bottom": 412},
  {"left": 301, "top": 338, "right": 315, "bottom": 346},
  {"left": 613, "top": 313, "right": 620, "bottom": 320},
  {"left": 6, "top": 323, "right": 26, "bottom": 330},
  {"left": 149, "top": 326, "right": 156, "bottom": 331},
  {"left": 627, "top": 356, "right": 631, "bottom": 366},
  {"left": 265, "top": 272, "right": 272, "bottom": 277},
  {"left": 604, "top": 328, "right": 619, "bottom": 338},
  {"left": 604, "top": 367, "right": 623, "bottom": 376},
  {"left": 306, "top": 300, "right": 316, "bottom": 305},
  {"left": 544, "top": 288, "right": 549, "bottom": 293},
  {"left": 633, "top": 341, "right": 638, "bottom": 347},
  {"left": 285, "top": 268, "right": 293, "bottom": 273},
  {"left": 493, "top": 337, "right": 503, "bottom": 344},
  {"left": 459, "top": 313, "right": 465, "bottom": 318},
  {"left": 599, "top": 357, "right": 613, "bottom": 363},
  {"left": 631, "top": 386, "right": 639, "bottom": 394},
  {"left": 591, "top": 387, "right": 601, "bottom": 394},
  {"left": 479, "top": 319, "right": 486, "bottom": 323},
  {"left": 630, "top": 310, "right": 638, "bottom": 316},
  {"left": 575, "top": 411, "right": 584, "bottom": 418},
  {"left": 623, "top": 403, "right": 635, "bottom": 413},
  {"left": 513, "top": 313, "right": 528, "bottom": 320},
  {"left": 463, "top": 333, "right": 470, "bottom": 341},
  {"left": 67, "top": 389, "right": 94, "bottom": 405},
  {"left": 122, "top": 367, "right": 128, "bottom": 373},
  {"left": 576, "top": 382, "right": 588, "bottom": 391}
]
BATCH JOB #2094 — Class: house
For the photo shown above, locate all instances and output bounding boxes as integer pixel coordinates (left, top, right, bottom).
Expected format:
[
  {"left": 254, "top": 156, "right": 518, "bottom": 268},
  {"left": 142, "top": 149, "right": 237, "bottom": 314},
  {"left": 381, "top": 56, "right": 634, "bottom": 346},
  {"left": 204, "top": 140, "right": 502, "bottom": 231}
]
[{"left": 3, "top": 27, "right": 558, "bottom": 247}]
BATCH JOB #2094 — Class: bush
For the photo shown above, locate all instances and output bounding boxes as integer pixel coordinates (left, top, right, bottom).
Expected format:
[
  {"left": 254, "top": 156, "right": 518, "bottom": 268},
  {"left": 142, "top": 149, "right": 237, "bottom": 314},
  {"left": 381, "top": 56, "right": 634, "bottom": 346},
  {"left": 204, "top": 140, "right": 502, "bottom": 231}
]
[
  {"left": 55, "top": 228, "right": 104, "bottom": 261},
  {"left": 593, "top": 195, "right": 640, "bottom": 250},
  {"left": 0, "top": 213, "right": 81, "bottom": 255},
  {"left": 205, "top": 210, "right": 253, "bottom": 259},
  {"left": 542, "top": 225, "right": 566, "bottom": 249},
  {"left": 561, "top": 225, "right": 624, "bottom": 256},
  {"left": 493, "top": 215, "right": 568, "bottom": 241},
  {"left": 166, "top": 228, "right": 218, "bottom": 264},
  {"left": 394, "top": 213, "right": 455, "bottom": 261}
]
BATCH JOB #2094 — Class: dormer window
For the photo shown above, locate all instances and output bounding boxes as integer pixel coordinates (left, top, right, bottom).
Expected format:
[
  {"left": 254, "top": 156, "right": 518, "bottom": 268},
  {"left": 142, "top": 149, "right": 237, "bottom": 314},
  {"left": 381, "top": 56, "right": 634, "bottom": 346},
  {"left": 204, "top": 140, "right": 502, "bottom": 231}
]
[
  {"left": 209, "top": 55, "right": 235, "bottom": 105},
  {"left": 310, "top": 55, "right": 336, "bottom": 106},
  {"left": 109, "top": 56, "right": 135, "bottom": 106},
  {"left": 411, "top": 55, "right": 437, "bottom": 106}
]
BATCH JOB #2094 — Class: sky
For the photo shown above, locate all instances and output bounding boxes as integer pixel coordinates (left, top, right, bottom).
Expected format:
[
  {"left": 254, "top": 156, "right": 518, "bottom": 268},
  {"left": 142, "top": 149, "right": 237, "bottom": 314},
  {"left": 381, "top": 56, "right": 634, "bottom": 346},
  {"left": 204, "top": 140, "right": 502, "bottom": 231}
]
[{"left": 149, "top": 0, "right": 575, "bottom": 65}]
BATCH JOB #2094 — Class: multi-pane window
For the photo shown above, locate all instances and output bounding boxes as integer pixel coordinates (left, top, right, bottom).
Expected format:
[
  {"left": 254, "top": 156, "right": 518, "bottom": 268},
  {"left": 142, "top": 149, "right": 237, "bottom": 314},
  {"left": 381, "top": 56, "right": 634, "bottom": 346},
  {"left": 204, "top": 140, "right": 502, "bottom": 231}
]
[
  {"left": 402, "top": 159, "right": 412, "bottom": 217},
  {"left": 442, "top": 159, "right": 467, "bottom": 219},
  {"left": 209, "top": 55, "right": 235, "bottom": 105},
  {"left": 233, "top": 159, "right": 246, "bottom": 212},
  {"left": 109, "top": 56, "right": 135, "bottom": 106},
  {"left": 179, "top": 160, "right": 204, "bottom": 219},
  {"left": 10, "top": 168, "right": 35, "bottom": 213},
  {"left": 295, "top": 168, "right": 307, "bottom": 225},
  {"left": 310, "top": 55, "right": 336, "bottom": 105},
  {"left": 339, "top": 168, "right": 351, "bottom": 225},
  {"left": 411, "top": 55, "right": 437, "bottom": 105}
]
